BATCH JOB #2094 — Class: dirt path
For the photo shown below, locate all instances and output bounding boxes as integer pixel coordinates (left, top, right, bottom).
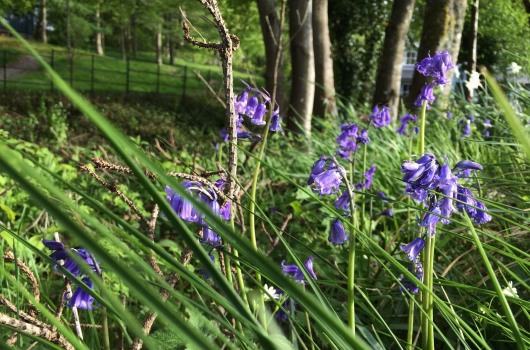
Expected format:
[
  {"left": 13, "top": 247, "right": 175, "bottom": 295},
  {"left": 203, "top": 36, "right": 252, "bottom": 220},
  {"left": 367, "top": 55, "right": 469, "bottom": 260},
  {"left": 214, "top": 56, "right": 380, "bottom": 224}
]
[{"left": 1, "top": 55, "right": 41, "bottom": 80}]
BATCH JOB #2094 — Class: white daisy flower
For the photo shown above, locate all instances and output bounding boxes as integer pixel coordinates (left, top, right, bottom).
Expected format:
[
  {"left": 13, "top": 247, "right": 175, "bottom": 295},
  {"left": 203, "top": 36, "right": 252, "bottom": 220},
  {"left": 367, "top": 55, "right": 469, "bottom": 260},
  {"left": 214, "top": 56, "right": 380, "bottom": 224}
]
[
  {"left": 263, "top": 284, "right": 280, "bottom": 301},
  {"left": 502, "top": 281, "right": 519, "bottom": 298}
]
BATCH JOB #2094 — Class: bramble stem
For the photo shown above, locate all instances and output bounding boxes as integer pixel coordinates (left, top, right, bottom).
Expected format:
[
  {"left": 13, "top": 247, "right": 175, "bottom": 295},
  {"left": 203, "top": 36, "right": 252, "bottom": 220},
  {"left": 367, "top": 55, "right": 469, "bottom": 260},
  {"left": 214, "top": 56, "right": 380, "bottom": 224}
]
[{"left": 344, "top": 179, "right": 356, "bottom": 335}]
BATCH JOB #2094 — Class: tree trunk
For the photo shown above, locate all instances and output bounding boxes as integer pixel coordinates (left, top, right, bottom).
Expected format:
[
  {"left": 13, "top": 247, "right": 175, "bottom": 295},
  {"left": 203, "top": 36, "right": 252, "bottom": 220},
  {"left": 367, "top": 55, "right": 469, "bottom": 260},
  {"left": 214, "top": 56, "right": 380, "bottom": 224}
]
[
  {"left": 35, "top": 0, "right": 47, "bottom": 42},
  {"left": 96, "top": 4, "right": 104, "bottom": 55},
  {"left": 372, "top": 0, "right": 415, "bottom": 120},
  {"left": 408, "top": 0, "right": 467, "bottom": 107},
  {"left": 168, "top": 13, "right": 175, "bottom": 65},
  {"left": 287, "top": 0, "right": 314, "bottom": 137},
  {"left": 156, "top": 21, "right": 162, "bottom": 65},
  {"left": 465, "top": 0, "right": 478, "bottom": 99},
  {"left": 256, "top": 0, "right": 285, "bottom": 111},
  {"left": 67, "top": 0, "right": 71, "bottom": 54},
  {"left": 132, "top": 8, "right": 138, "bottom": 59},
  {"left": 126, "top": 26, "right": 133, "bottom": 53},
  {"left": 121, "top": 27, "right": 126, "bottom": 61},
  {"left": 312, "top": 0, "right": 335, "bottom": 118},
  {"left": 441, "top": 0, "right": 467, "bottom": 101}
]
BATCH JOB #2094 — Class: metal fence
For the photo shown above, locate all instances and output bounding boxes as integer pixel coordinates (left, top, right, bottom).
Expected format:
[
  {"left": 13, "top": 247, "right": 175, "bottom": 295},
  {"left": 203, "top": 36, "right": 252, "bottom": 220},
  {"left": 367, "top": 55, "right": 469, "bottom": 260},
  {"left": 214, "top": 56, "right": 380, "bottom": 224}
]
[{"left": 1, "top": 49, "right": 225, "bottom": 97}]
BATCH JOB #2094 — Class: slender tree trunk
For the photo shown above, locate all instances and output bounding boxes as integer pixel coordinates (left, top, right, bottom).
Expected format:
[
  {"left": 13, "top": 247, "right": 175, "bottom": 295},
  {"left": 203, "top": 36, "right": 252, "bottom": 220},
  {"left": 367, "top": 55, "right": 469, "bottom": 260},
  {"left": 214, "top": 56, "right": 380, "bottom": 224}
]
[
  {"left": 96, "top": 4, "right": 104, "bottom": 55},
  {"left": 132, "top": 8, "right": 138, "bottom": 58},
  {"left": 312, "top": 0, "right": 335, "bottom": 118},
  {"left": 35, "top": 0, "right": 47, "bottom": 42},
  {"left": 256, "top": 0, "right": 285, "bottom": 111},
  {"left": 466, "top": 0, "right": 479, "bottom": 98},
  {"left": 287, "top": 0, "right": 314, "bottom": 137},
  {"left": 168, "top": 13, "right": 175, "bottom": 65},
  {"left": 121, "top": 27, "right": 126, "bottom": 61},
  {"left": 441, "top": 0, "right": 467, "bottom": 101},
  {"left": 156, "top": 21, "right": 162, "bottom": 65},
  {"left": 67, "top": 0, "right": 71, "bottom": 54},
  {"left": 373, "top": 0, "right": 415, "bottom": 120},
  {"left": 126, "top": 26, "right": 133, "bottom": 53}
]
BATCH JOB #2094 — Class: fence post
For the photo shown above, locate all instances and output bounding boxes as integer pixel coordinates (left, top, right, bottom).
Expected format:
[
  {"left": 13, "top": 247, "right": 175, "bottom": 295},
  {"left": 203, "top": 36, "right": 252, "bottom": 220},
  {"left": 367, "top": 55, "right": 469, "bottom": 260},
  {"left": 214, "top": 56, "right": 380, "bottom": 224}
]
[
  {"left": 69, "top": 53, "right": 73, "bottom": 87},
  {"left": 3, "top": 50, "right": 6, "bottom": 93},
  {"left": 50, "top": 49, "right": 54, "bottom": 93},
  {"left": 182, "top": 65, "right": 187, "bottom": 98},
  {"left": 126, "top": 57, "right": 130, "bottom": 93},
  {"left": 156, "top": 64, "right": 160, "bottom": 93},
  {"left": 91, "top": 55, "right": 95, "bottom": 94}
]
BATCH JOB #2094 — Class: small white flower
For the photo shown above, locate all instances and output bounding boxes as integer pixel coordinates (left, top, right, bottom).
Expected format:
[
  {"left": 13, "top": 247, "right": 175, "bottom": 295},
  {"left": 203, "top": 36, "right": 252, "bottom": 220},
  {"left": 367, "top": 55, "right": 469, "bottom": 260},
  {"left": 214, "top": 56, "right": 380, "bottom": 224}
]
[
  {"left": 502, "top": 281, "right": 519, "bottom": 298},
  {"left": 510, "top": 62, "right": 522, "bottom": 75},
  {"left": 263, "top": 284, "right": 280, "bottom": 301},
  {"left": 453, "top": 65, "right": 460, "bottom": 79},
  {"left": 466, "top": 71, "right": 482, "bottom": 91}
]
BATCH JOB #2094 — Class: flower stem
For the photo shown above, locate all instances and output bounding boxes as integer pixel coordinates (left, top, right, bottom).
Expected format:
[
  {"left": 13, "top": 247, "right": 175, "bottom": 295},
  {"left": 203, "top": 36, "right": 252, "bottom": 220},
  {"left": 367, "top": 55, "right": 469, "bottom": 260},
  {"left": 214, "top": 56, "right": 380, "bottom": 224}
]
[
  {"left": 407, "top": 296, "right": 414, "bottom": 350},
  {"left": 344, "top": 179, "right": 356, "bottom": 335},
  {"left": 419, "top": 100, "right": 427, "bottom": 154}
]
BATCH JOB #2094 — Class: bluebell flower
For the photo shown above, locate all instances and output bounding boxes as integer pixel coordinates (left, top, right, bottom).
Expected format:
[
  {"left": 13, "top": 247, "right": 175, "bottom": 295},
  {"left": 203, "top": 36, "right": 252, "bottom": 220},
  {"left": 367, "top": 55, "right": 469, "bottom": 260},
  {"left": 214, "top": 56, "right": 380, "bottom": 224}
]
[
  {"left": 282, "top": 257, "right": 317, "bottom": 282},
  {"left": 473, "top": 201, "right": 492, "bottom": 224},
  {"left": 415, "top": 50, "right": 454, "bottom": 85},
  {"left": 483, "top": 119, "right": 491, "bottom": 136},
  {"left": 335, "top": 190, "right": 351, "bottom": 211},
  {"left": 466, "top": 115, "right": 476, "bottom": 122},
  {"left": 381, "top": 209, "right": 394, "bottom": 217},
  {"left": 370, "top": 104, "right": 391, "bottom": 128},
  {"left": 200, "top": 226, "right": 221, "bottom": 245},
  {"left": 355, "top": 182, "right": 364, "bottom": 191},
  {"left": 43, "top": 240, "right": 98, "bottom": 278},
  {"left": 414, "top": 127, "right": 419, "bottom": 135},
  {"left": 281, "top": 260, "right": 299, "bottom": 277},
  {"left": 453, "top": 160, "right": 482, "bottom": 179},
  {"left": 456, "top": 186, "right": 477, "bottom": 217},
  {"left": 336, "top": 124, "right": 359, "bottom": 158},
  {"left": 66, "top": 277, "right": 99, "bottom": 310},
  {"left": 270, "top": 112, "right": 283, "bottom": 132},
  {"left": 398, "top": 263, "right": 423, "bottom": 294},
  {"left": 400, "top": 237, "right": 426, "bottom": 262},
  {"left": 402, "top": 153, "right": 439, "bottom": 188},
  {"left": 363, "top": 165, "right": 376, "bottom": 189},
  {"left": 378, "top": 192, "right": 388, "bottom": 203},
  {"left": 234, "top": 90, "right": 249, "bottom": 116},
  {"left": 356, "top": 129, "right": 370, "bottom": 145},
  {"left": 244, "top": 95, "right": 259, "bottom": 117},
  {"left": 166, "top": 182, "right": 201, "bottom": 223},
  {"left": 313, "top": 168, "right": 343, "bottom": 196},
  {"left": 447, "top": 111, "right": 452, "bottom": 119},
  {"left": 307, "top": 156, "right": 328, "bottom": 185},
  {"left": 404, "top": 183, "right": 429, "bottom": 206},
  {"left": 397, "top": 114, "right": 418, "bottom": 136},
  {"left": 275, "top": 291, "right": 296, "bottom": 322},
  {"left": 329, "top": 219, "right": 349, "bottom": 245},
  {"left": 414, "top": 84, "right": 435, "bottom": 108},
  {"left": 237, "top": 132, "right": 263, "bottom": 142},
  {"left": 419, "top": 203, "right": 442, "bottom": 236},
  {"left": 251, "top": 103, "right": 267, "bottom": 125},
  {"left": 462, "top": 120, "right": 471, "bottom": 138}
]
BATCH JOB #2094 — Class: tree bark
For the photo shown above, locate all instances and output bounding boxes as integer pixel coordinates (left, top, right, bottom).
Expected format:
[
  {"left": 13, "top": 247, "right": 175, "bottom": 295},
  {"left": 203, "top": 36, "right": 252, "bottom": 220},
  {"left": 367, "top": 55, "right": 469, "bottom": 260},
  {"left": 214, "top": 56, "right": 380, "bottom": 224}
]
[
  {"left": 132, "top": 8, "right": 138, "bottom": 58},
  {"left": 168, "top": 13, "right": 175, "bottom": 65},
  {"left": 34, "top": 0, "right": 47, "bottom": 42},
  {"left": 372, "top": 0, "right": 415, "bottom": 120},
  {"left": 312, "top": 0, "right": 335, "bottom": 118},
  {"left": 256, "top": 0, "right": 285, "bottom": 111},
  {"left": 67, "top": 0, "right": 71, "bottom": 54},
  {"left": 287, "top": 0, "right": 314, "bottom": 137},
  {"left": 156, "top": 21, "right": 162, "bottom": 65},
  {"left": 408, "top": 0, "right": 467, "bottom": 107},
  {"left": 466, "top": 0, "right": 478, "bottom": 99},
  {"left": 96, "top": 4, "right": 104, "bottom": 55},
  {"left": 121, "top": 27, "right": 126, "bottom": 61}
]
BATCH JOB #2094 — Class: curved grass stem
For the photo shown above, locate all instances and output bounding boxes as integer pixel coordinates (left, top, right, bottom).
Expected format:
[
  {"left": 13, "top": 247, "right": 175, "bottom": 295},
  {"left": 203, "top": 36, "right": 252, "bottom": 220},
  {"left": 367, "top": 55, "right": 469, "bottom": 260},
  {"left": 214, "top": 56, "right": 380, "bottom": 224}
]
[{"left": 344, "top": 179, "right": 356, "bottom": 335}]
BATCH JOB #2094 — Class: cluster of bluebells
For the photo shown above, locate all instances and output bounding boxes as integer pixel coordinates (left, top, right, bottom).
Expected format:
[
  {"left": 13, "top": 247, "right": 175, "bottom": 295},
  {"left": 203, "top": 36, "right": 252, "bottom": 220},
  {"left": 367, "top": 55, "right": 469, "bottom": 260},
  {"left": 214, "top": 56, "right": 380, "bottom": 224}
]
[
  {"left": 397, "top": 114, "right": 419, "bottom": 137},
  {"left": 268, "top": 256, "right": 317, "bottom": 321},
  {"left": 398, "top": 155, "right": 492, "bottom": 291},
  {"left": 402, "top": 155, "right": 491, "bottom": 232},
  {"left": 414, "top": 50, "right": 454, "bottom": 108},
  {"left": 43, "top": 240, "right": 100, "bottom": 309},
  {"left": 165, "top": 178, "right": 231, "bottom": 279},
  {"left": 216, "top": 80, "right": 282, "bottom": 149},
  {"left": 370, "top": 104, "right": 391, "bottom": 128},
  {"left": 459, "top": 115, "right": 476, "bottom": 138},
  {"left": 336, "top": 124, "right": 370, "bottom": 159}
]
